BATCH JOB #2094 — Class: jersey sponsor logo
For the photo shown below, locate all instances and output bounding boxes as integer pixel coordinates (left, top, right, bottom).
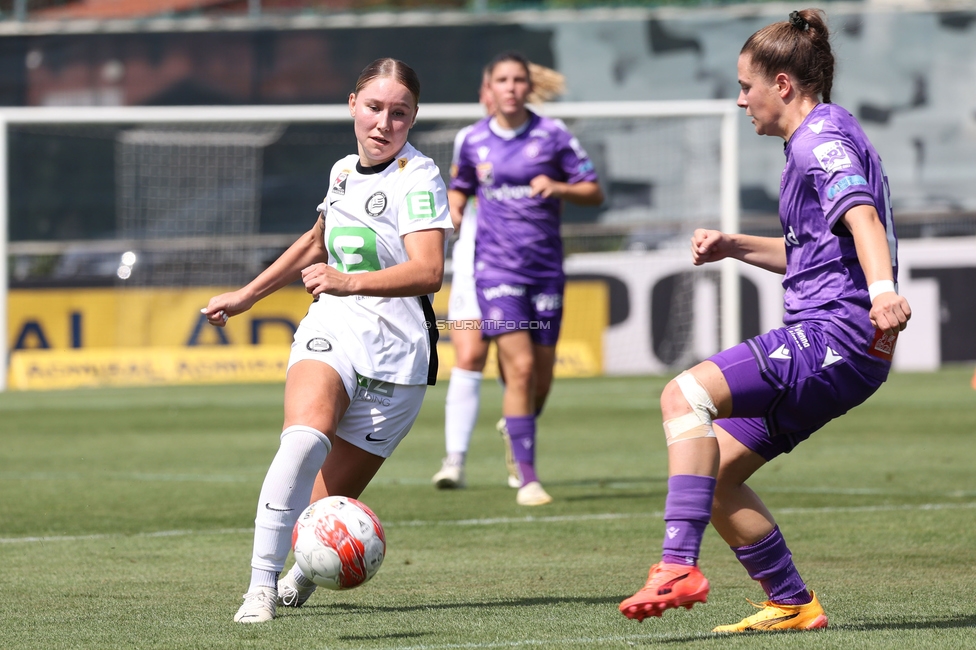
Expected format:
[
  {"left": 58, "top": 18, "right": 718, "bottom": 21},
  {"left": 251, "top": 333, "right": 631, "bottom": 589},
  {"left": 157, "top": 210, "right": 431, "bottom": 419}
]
[
  {"left": 533, "top": 292, "right": 562, "bottom": 312},
  {"left": 827, "top": 175, "right": 868, "bottom": 199},
  {"left": 364, "top": 191, "right": 387, "bottom": 217},
  {"left": 306, "top": 337, "right": 333, "bottom": 353},
  {"left": 476, "top": 146, "right": 490, "bottom": 161},
  {"left": 786, "top": 324, "right": 810, "bottom": 349},
  {"left": 329, "top": 226, "right": 382, "bottom": 273},
  {"left": 406, "top": 191, "right": 436, "bottom": 220},
  {"left": 523, "top": 141, "right": 541, "bottom": 159},
  {"left": 397, "top": 157, "right": 408, "bottom": 171},
  {"left": 331, "top": 170, "right": 349, "bottom": 196},
  {"left": 784, "top": 226, "right": 800, "bottom": 247},
  {"left": 482, "top": 284, "right": 526, "bottom": 301},
  {"left": 469, "top": 131, "right": 489, "bottom": 144},
  {"left": 483, "top": 184, "right": 533, "bottom": 201},
  {"left": 808, "top": 119, "right": 825, "bottom": 134},
  {"left": 356, "top": 374, "right": 395, "bottom": 396},
  {"left": 822, "top": 346, "right": 843, "bottom": 368},
  {"left": 813, "top": 140, "right": 853, "bottom": 173},
  {"left": 529, "top": 128, "right": 550, "bottom": 139},
  {"left": 769, "top": 344, "right": 791, "bottom": 360},
  {"left": 476, "top": 162, "right": 494, "bottom": 186}
]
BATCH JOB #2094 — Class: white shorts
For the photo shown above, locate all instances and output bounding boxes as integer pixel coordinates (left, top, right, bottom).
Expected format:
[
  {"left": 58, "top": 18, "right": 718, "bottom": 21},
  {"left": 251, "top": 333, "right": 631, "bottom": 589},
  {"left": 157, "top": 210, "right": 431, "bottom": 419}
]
[
  {"left": 288, "top": 325, "right": 427, "bottom": 458},
  {"left": 447, "top": 265, "right": 482, "bottom": 322}
]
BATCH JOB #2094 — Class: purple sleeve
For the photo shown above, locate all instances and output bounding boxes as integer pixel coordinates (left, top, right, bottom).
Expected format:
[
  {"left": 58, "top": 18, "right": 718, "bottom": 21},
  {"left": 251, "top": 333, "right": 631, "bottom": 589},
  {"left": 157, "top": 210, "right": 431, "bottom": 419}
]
[
  {"left": 448, "top": 134, "right": 477, "bottom": 195},
  {"left": 805, "top": 134, "right": 877, "bottom": 231},
  {"left": 557, "top": 132, "right": 599, "bottom": 185}
]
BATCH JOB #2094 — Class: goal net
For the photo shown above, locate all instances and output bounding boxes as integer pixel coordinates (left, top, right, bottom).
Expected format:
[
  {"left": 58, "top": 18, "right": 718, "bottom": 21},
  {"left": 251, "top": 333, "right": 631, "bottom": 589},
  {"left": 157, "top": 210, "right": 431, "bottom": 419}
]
[{"left": 0, "top": 102, "right": 738, "bottom": 390}]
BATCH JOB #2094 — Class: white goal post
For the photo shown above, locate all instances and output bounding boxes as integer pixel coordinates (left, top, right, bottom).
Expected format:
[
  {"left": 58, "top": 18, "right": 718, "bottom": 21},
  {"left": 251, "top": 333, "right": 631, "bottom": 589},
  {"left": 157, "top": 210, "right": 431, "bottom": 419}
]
[{"left": 0, "top": 100, "right": 739, "bottom": 391}]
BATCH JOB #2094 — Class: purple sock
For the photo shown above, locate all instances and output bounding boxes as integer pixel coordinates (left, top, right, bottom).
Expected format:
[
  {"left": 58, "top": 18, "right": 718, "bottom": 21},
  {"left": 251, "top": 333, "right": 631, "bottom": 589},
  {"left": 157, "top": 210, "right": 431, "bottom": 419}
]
[
  {"left": 732, "top": 526, "right": 811, "bottom": 605},
  {"left": 661, "top": 474, "right": 716, "bottom": 566},
  {"left": 505, "top": 415, "right": 538, "bottom": 485}
]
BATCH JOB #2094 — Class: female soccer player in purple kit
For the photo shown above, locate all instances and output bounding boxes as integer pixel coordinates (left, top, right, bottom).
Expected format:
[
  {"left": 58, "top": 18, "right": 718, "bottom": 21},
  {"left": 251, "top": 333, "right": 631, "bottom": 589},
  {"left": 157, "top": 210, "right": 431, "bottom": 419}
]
[
  {"left": 619, "top": 9, "right": 911, "bottom": 632},
  {"left": 449, "top": 51, "right": 603, "bottom": 506}
]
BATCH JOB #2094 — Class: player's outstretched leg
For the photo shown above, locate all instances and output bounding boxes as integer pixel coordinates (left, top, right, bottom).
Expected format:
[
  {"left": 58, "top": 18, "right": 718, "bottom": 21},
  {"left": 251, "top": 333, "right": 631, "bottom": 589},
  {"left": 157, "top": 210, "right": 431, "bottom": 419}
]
[
  {"left": 277, "top": 565, "right": 318, "bottom": 608},
  {"left": 619, "top": 475, "right": 714, "bottom": 620},
  {"left": 713, "top": 526, "right": 828, "bottom": 632},
  {"left": 712, "top": 592, "right": 827, "bottom": 633}
]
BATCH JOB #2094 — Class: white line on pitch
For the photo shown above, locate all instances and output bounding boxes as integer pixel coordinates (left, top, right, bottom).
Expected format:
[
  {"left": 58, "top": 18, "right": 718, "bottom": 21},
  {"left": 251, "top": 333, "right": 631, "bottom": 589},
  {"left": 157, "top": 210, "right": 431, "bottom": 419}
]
[{"left": 2, "top": 501, "right": 975, "bottom": 545}]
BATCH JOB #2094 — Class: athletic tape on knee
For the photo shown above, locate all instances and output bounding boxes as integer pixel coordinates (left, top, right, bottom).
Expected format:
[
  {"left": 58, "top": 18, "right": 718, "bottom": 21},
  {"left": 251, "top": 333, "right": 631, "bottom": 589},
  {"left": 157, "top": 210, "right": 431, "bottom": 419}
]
[
  {"left": 664, "top": 372, "right": 718, "bottom": 447},
  {"left": 281, "top": 424, "right": 333, "bottom": 454}
]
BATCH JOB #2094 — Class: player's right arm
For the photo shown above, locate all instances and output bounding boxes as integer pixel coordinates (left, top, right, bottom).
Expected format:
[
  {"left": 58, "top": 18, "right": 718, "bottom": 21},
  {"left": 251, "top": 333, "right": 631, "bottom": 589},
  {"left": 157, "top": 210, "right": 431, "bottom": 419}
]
[
  {"left": 202, "top": 215, "right": 329, "bottom": 327},
  {"left": 448, "top": 189, "right": 470, "bottom": 233},
  {"left": 691, "top": 229, "right": 787, "bottom": 274}
]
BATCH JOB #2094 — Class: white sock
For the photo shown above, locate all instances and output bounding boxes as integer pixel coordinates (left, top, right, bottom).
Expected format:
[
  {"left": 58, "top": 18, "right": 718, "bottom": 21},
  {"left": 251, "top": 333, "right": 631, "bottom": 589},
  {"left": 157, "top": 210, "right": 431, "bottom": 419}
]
[
  {"left": 444, "top": 367, "right": 483, "bottom": 457},
  {"left": 248, "top": 425, "right": 332, "bottom": 592}
]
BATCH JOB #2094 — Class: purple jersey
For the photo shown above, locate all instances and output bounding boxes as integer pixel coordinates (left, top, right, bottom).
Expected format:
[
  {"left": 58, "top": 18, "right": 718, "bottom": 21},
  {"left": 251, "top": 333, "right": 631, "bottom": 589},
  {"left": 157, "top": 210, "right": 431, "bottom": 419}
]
[
  {"left": 450, "top": 111, "right": 598, "bottom": 284},
  {"left": 781, "top": 103, "right": 898, "bottom": 374}
]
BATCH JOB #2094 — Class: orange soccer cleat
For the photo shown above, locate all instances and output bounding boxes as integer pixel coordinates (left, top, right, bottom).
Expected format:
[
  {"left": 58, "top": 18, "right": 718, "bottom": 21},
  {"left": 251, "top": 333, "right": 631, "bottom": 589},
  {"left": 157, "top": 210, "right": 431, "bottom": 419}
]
[
  {"left": 619, "top": 562, "right": 710, "bottom": 621},
  {"left": 712, "top": 591, "right": 828, "bottom": 633}
]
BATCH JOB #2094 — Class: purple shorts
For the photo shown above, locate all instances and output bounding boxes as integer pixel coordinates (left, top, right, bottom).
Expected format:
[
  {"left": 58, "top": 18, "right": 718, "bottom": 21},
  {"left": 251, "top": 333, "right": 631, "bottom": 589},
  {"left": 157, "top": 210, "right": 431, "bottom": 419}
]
[
  {"left": 711, "top": 321, "right": 885, "bottom": 461},
  {"left": 474, "top": 277, "right": 564, "bottom": 346}
]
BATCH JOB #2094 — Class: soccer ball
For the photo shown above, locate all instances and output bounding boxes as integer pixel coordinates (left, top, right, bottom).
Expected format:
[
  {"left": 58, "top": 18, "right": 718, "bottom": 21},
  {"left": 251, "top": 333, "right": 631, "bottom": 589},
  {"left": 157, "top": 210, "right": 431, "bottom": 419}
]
[{"left": 291, "top": 496, "right": 386, "bottom": 590}]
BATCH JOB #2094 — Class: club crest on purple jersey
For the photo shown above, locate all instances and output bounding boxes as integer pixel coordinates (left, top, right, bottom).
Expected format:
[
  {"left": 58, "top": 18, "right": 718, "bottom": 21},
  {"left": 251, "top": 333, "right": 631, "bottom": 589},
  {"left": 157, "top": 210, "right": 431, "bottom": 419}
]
[
  {"left": 476, "top": 162, "right": 494, "bottom": 186},
  {"left": 523, "top": 141, "right": 541, "bottom": 159}
]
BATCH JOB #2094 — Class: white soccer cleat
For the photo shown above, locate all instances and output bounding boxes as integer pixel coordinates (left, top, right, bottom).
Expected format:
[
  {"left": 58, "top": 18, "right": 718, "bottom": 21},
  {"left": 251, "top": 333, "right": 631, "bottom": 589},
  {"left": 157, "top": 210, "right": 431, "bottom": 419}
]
[
  {"left": 234, "top": 586, "right": 277, "bottom": 623},
  {"left": 432, "top": 458, "right": 466, "bottom": 489},
  {"left": 516, "top": 481, "right": 553, "bottom": 506},
  {"left": 496, "top": 418, "right": 522, "bottom": 489},
  {"left": 278, "top": 570, "right": 317, "bottom": 608}
]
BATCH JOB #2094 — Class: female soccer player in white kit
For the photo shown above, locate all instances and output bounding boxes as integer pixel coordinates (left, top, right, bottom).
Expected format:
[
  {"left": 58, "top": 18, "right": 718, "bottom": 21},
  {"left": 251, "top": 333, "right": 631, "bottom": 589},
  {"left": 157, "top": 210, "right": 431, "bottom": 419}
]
[
  {"left": 202, "top": 58, "right": 452, "bottom": 623},
  {"left": 619, "top": 9, "right": 911, "bottom": 632}
]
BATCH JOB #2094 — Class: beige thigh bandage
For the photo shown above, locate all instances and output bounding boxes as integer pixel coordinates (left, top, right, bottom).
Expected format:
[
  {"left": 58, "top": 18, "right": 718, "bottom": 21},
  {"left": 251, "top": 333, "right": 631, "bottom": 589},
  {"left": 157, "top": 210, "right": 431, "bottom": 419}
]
[{"left": 664, "top": 371, "right": 718, "bottom": 446}]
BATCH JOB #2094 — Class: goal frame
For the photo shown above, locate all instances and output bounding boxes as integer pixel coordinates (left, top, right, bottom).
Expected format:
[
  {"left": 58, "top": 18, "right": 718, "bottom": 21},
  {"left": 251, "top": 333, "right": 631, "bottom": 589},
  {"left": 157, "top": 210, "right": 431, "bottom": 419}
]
[{"left": 0, "top": 100, "right": 739, "bottom": 391}]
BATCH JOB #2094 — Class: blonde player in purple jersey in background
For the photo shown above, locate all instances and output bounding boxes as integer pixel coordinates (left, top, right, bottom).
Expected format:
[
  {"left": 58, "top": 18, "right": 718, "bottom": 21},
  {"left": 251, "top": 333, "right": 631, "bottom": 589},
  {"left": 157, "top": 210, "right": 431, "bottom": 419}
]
[
  {"left": 432, "top": 64, "right": 570, "bottom": 491},
  {"left": 203, "top": 58, "right": 452, "bottom": 622},
  {"left": 619, "top": 9, "right": 911, "bottom": 632},
  {"left": 449, "top": 51, "right": 603, "bottom": 506}
]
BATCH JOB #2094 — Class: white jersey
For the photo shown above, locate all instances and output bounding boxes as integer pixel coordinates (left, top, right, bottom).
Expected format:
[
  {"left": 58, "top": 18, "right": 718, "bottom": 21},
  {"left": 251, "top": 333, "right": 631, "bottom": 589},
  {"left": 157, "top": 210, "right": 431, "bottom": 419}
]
[{"left": 308, "top": 142, "right": 452, "bottom": 386}]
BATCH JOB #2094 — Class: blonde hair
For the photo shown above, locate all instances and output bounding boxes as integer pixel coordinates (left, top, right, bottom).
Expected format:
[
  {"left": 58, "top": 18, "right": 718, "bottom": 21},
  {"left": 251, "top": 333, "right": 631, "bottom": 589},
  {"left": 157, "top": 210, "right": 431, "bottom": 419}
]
[{"left": 527, "top": 63, "right": 566, "bottom": 104}]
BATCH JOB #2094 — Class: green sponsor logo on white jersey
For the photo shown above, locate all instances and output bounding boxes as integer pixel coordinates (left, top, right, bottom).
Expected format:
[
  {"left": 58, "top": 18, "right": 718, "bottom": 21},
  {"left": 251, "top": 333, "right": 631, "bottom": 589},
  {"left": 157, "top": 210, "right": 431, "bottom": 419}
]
[
  {"left": 329, "top": 226, "right": 382, "bottom": 273},
  {"left": 406, "top": 190, "right": 435, "bottom": 220}
]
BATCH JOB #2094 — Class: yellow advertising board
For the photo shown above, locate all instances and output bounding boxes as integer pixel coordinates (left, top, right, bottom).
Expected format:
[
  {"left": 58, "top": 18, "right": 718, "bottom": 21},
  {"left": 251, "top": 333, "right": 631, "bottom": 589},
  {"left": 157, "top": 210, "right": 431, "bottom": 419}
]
[{"left": 7, "top": 281, "right": 607, "bottom": 390}]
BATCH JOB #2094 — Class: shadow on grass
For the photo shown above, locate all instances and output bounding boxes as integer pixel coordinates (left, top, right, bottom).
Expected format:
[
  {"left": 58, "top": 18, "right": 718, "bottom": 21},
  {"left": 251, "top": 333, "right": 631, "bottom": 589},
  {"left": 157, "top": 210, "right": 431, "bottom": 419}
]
[
  {"left": 298, "top": 593, "right": 624, "bottom": 618},
  {"left": 632, "top": 614, "right": 976, "bottom": 645},
  {"left": 834, "top": 614, "right": 976, "bottom": 632}
]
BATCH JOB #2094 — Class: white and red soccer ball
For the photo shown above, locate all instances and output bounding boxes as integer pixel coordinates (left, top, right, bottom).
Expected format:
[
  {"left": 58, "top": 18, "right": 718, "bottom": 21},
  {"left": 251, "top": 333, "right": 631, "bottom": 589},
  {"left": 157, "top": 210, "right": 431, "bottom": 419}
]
[{"left": 292, "top": 496, "right": 386, "bottom": 590}]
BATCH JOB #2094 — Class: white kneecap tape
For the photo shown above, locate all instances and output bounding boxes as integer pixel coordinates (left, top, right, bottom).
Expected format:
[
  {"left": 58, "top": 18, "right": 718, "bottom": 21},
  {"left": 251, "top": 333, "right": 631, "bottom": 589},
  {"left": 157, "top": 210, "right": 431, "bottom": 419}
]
[
  {"left": 664, "top": 372, "right": 719, "bottom": 446},
  {"left": 281, "top": 424, "right": 333, "bottom": 454}
]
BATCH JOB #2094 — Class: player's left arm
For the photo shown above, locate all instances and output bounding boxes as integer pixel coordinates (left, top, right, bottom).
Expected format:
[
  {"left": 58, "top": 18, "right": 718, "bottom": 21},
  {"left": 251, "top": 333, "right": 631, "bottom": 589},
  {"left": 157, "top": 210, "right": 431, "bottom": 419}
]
[
  {"left": 301, "top": 228, "right": 446, "bottom": 298},
  {"left": 529, "top": 177, "right": 604, "bottom": 205},
  {"left": 529, "top": 130, "right": 604, "bottom": 205},
  {"left": 840, "top": 204, "right": 912, "bottom": 335}
]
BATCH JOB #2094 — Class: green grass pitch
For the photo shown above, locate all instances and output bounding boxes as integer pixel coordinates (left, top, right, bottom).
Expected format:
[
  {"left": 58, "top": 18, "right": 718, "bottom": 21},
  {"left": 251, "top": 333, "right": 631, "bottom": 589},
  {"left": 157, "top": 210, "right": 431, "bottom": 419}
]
[{"left": 1, "top": 367, "right": 975, "bottom": 649}]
